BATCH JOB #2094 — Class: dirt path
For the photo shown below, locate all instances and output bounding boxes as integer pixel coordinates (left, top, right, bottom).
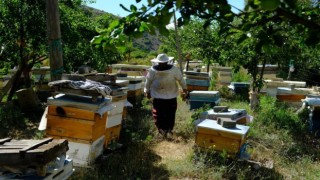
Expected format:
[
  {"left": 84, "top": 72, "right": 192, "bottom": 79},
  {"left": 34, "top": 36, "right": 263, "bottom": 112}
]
[{"left": 152, "top": 140, "right": 193, "bottom": 164}]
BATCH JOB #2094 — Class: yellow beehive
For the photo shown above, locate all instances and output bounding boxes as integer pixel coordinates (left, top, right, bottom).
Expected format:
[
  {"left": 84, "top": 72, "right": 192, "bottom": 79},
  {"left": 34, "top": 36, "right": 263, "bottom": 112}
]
[{"left": 196, "top": 119, "right": 249, "bottom": 154}]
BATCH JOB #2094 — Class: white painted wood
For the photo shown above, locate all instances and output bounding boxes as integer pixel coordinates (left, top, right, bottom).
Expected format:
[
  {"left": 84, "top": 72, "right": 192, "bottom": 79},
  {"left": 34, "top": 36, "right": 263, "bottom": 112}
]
[
  {"left": 109, "top": 100, "right": 125, "bottom": 116},
  {"left": 106, "top": 113, "right": 123, "bottom": 128},
  {"left": 128, "top": 83, "right": 142, "bottom": 90},
  {"left": 197, "top": 119, "right": 250, "bottom": 138},
  {"left": 67, "top": 136, "right": 105, "bottom": 166}
]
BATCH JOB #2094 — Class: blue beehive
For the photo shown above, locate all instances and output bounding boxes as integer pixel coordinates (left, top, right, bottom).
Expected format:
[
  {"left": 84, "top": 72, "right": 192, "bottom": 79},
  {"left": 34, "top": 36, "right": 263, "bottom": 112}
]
[
  {"left": 186, "top": 78, "right": 210, "bottom": 87},
  {"left": 189, "top": 91, "right": 220, "bottom": 110}
]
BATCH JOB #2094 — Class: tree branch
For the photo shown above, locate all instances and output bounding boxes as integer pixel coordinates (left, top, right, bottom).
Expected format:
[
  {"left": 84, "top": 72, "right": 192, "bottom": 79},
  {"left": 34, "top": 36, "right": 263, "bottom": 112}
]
[{"left": 276, "top": 8, "right": 320, "bottom": 31}]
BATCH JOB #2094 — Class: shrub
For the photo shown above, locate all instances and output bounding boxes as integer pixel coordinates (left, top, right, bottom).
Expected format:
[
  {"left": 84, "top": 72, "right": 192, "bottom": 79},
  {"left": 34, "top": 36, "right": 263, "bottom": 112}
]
[{"left": 255, "top": 95, "right": 305, "bottom": 134}]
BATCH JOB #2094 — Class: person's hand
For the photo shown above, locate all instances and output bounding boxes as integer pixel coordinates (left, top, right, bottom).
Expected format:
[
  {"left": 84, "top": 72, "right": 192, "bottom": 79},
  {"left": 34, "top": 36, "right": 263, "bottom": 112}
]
[
  {"left": 183, "top": 89, "right": 188, "bottom": 94},
  {"left": 181, "top": 89, "right": 188, "bottom": 101}
]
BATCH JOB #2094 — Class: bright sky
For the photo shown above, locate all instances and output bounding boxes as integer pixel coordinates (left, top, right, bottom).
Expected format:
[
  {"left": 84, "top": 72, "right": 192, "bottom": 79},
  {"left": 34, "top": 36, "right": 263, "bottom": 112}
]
[{"left": 87, "top": 0, "right": 245, "bottom": 17}]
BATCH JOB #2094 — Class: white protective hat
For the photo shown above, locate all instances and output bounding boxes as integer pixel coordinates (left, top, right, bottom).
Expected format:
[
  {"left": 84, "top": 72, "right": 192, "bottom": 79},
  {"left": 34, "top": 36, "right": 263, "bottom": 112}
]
[{"left": 151, "top": 54, "right": 174, "bottom": 63}]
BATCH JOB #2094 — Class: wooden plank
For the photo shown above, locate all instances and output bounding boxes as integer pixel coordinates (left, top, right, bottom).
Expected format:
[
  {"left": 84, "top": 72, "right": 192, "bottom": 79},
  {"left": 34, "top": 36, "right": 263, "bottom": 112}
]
[
  {"left": 19, "top": 138, "right": 53, "bottom": 154},
  {"left": 0, "top": 138, "right": 12, "bottom": 145},
  {"left": 48, "top": 105, "right": 101, "bottom": 121},
  {"left": 46, "top": 135, "right": 92, "bottom": 144},
  {"left": 46, "top": 114, "right": 106, "bottom": 141},
  {"left": 0, "top": 139, "right": 68, "bottom": 166}
]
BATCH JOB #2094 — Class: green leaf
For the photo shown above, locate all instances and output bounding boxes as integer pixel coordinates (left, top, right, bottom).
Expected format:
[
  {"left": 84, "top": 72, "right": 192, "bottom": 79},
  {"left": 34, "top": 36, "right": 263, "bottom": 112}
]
[
  {"left": 120, "top": 4, "right": 130, "bottom": 12},
  {"left": 262, "top": 43, "right": 272, "bottom": 54},
  {"left": 258, "top": 0, "right": 280, "bottom": 11},
  {"left": 237, "top": 34, "right": 248, "bottom": 44},
  {"left": 254, "top": 40, "right": 264, "bottom": 52},
  {"left": 130, "top": 5, "right": 137, "bottom": 12},
  {"left": 139, "top": 21, "right": 149, "bottom": 32},
  {"left": 176, "top": 0, "right": 183, "bottom": 8},
  {"left": 90, "top": 35, "right": 103, "bottom": 45},
  {"left": 158, "top": 26, "right": 169, "bottom": 36},
  {"left": 108, "top": 20, "right": 119, "bottom": 30}
]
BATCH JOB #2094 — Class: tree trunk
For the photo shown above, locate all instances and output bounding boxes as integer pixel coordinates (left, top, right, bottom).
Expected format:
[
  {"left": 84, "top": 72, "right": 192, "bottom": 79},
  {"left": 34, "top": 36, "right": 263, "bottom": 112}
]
[
  {"left": 249, "top": 90, "right": 259, "bottom": 111},
  {"left": 46, "top": 0, "right": 63, "bottom": 81},
  {"left": 173, "top": 11, "right": 183, "bottom": 73}
]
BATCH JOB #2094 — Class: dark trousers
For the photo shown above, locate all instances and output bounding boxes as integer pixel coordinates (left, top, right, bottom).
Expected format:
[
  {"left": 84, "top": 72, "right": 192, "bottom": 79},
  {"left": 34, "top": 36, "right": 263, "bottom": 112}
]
[{"left": 152, "top": 98, "right": 177, "bottom": 133}]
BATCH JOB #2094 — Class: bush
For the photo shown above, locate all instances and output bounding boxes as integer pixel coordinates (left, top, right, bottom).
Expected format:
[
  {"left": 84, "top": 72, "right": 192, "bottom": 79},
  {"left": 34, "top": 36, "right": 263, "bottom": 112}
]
[{"left": 255, "top": 95, "right": 305, "bottom": 134}]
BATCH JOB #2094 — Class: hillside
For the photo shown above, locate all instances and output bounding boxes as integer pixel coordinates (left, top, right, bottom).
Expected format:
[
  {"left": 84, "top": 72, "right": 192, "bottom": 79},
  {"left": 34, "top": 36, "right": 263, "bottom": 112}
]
[{"left": 85, "top": 5, "right": 162, "bottom": 52}]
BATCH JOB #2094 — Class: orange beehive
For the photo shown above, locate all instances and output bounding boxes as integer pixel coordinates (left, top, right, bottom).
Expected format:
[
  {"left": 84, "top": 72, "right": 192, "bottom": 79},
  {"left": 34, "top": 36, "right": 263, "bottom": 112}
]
[{"left": 46, "top": 105, "right": 108, "bottom": 142}]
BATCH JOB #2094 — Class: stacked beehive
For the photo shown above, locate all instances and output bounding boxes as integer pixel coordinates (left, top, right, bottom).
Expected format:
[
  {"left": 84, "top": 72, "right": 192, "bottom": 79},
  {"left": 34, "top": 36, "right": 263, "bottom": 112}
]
[
  {"left": 46, "top": 94, "right": 113, "bottom": 166},
  {"left": 184, "top": 71, "right": 211, "bottom": 91},
  {"left": 257, "top": 64, "right": 278, "bottom": 80},
  {"left": 117, "top": 75, "right": 145, "bottom": 106},
  {"left": 189, "top": 91, "right": 220, "bottom": 110},
  {"left": 213, "top": 66, "right": 232, "bottom": 87},
  {"left": 104, "top": 79, "right": 129, "bottom": 149},
  {"left": 195, "top": 107, "right": 250, "bottom": 155}
]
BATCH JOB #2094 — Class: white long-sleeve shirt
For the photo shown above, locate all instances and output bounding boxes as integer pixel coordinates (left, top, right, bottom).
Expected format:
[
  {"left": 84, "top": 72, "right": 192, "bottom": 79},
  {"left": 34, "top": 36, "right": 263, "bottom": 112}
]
[{"left": 144, "top": 65, "right": 187, "bottom": 99}]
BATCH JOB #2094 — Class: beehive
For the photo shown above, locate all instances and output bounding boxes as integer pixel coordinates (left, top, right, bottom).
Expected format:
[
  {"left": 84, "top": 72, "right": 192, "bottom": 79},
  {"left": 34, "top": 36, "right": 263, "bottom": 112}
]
[{"left": 196, "top": 120, "right": 250, "bottom": 154}]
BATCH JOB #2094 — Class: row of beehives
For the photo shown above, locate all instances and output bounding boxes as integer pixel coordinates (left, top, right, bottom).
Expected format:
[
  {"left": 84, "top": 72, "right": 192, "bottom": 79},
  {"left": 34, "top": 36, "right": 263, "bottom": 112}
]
[{"left": 42, "top": 75, "right": 146, "bottom": 167}]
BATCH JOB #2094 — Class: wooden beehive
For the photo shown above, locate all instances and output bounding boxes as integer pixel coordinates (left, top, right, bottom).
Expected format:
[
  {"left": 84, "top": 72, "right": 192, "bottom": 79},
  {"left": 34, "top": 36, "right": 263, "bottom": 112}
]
[
  {"left": 46, "top": 105, "right": 108, "bottom": 142},
  {"left": 195, "top": 120, "right": 250, "bottom": 154},
  {"left": 104, "top": 125, "right": 122, "bottom": 149}
]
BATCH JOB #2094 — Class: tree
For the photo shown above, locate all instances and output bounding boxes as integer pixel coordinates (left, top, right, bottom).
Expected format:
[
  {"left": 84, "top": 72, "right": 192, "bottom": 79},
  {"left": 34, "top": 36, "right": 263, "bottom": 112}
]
[
  {"left": 92, "top": 0, "right": 320, "bottom": 110},
  {"left": 0, "top": 0, "right": 120, "bottom": 101},
  {"left": 0, "top": 0, "right": 47, "bottom": 100}
]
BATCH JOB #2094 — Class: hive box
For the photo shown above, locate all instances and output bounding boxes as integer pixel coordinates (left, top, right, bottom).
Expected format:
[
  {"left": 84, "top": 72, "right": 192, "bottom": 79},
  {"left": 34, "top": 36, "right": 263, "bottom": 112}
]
[
  {"left": 186, "top": 78, "right": 210, "bottom": 87},
  {"left": 128, "top": 82, "right": 142, "bottom": 90},
  {"left": 187, "top": 84, "right": 208, "bottom": 91},
  {"left": 200, "top": 109, "right": 247, "bottom": 120},
  {"left": 189, "top": 91, "right": 220, "bottom": 110},
  {"left": 106, "top": 113, "right": 123, "bottom": 128},
  {"left": 67, "top": 135, "right": 105, "bottom": 166},
  {"left": 104, "top": 124, "right": 122, "bottom": 149},
  {"left": 46, "top": 105, "right": 108, "bottom": 142},
  {"left": 189, "top": 91, "right": 220, "bottom": 101},
  {"left": 196, "top": 119, "right": 250, "bottom": 154},
  {"left": 109, "top": 93, "right": 126, "bottom": 116}
]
